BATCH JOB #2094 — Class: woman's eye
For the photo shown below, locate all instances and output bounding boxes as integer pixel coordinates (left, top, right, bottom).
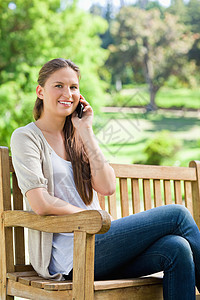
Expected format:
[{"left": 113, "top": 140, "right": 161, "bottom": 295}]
[
  {"left": 71, "top": 86, "right": 77, "bottom": 89},
  {"left": 55, "top": 84, "right": 62, "bottom": 88}
]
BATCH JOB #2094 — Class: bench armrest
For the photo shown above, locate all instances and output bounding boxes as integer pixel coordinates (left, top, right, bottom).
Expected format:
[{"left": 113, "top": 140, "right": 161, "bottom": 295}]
[{"left": 2, "top": 210, "right": 111, "bottom": 234}]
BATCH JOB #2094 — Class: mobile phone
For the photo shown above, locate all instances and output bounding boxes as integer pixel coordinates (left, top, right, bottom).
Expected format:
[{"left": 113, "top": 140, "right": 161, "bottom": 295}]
[{"left": 76, "top": 100, "right": 84, "bottom": 119}]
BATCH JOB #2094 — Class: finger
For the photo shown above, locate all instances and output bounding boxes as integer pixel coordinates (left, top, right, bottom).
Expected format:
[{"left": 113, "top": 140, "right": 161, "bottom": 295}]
[
  {"left": 83, "top": 106, "right": 93, "bottom": 113},
  {"left": 79, "top": 96, "right": 89, "bottom": 106}
]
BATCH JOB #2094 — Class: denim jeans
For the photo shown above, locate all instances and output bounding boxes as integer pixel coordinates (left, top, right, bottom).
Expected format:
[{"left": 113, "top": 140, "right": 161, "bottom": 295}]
[{"left": 94, "top": 204, "right": 200, "bottom": 300}]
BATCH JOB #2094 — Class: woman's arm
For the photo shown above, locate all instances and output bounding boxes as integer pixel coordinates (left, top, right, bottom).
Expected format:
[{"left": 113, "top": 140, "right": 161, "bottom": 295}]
[
  {"left": 26, "top": 187, "right": 85, "bottom": 216},
  {"left": 72, "top": 97, "right": 116, "bottom": 196},
  {"left": 79, "top": 127, "right": 116, "bottom": 196}
]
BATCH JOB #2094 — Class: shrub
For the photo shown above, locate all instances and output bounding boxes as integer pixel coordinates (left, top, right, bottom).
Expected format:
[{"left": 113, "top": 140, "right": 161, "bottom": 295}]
[{"left": 143, "top": 130, "right": 180, "bottom": 165}]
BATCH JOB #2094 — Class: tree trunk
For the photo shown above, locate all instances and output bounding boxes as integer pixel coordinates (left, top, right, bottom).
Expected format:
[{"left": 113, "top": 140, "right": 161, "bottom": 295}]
[
  {"left": 143, "top": 38, "right": 158, "bottom": 111},
  {"left": 148, "top": 83, "right": 157, "bottom": 111}
]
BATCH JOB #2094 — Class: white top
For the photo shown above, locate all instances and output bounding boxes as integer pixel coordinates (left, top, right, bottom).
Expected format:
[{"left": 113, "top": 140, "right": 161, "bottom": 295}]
[{"left": 48, "top": 150, "right": 101, "bottom": 276}]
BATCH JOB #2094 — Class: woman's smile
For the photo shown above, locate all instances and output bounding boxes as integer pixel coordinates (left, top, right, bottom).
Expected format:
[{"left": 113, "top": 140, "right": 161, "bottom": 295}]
[{"left": 58, "top": 100, "right": 73, "bottom": 107}]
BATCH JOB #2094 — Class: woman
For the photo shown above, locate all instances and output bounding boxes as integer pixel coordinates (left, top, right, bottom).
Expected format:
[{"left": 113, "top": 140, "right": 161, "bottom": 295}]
[{"left": 11, "top": 58, "right": 200, "bottom": 299}]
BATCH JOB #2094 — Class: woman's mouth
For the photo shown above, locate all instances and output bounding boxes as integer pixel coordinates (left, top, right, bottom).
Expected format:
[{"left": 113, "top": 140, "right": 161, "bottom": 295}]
[{"left": 58, "top": 101, "right": 72, "bottom": 107}]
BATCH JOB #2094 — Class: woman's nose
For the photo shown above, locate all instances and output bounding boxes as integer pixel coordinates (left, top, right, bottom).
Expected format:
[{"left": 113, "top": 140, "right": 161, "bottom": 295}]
[{"left": 63, "top": 87, "right": 72, "bottom": 98}]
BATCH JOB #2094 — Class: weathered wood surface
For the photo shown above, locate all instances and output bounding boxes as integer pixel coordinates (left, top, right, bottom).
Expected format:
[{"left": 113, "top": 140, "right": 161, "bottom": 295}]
[
  {"left": 3, "top": 209, "right": 111, "bottom": 234},
  {"left": 1, "top": 147, "right": 200, "bottom": 300}
]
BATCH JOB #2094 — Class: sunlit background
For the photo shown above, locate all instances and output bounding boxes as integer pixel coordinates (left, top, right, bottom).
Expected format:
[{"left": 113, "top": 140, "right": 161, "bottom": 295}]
[{"left": 1, "top": 0, "right": 200, "bottom": 167}]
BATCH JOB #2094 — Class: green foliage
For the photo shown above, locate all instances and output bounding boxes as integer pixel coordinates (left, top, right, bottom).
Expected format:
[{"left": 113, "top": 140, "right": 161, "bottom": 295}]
[
  {"left": 0, "top": 0, "right": 108, "bottom": 147},
  {"left": 107, "top": 6, "right": 195, "bottom": 108},
  {"left": 143, "top": 130, "right": 181, "bottom": 165},
  {"left": 186, "top": 0, "right": 200, "bottom": 66}
]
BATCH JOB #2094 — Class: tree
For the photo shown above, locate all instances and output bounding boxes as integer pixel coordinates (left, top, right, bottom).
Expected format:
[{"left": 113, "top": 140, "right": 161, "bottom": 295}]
[
  {"left": 90, "top": 0, "right": 115, "bottom": 49},
  {"left": 184, "top": 0, "right": 200, "bottom": 66},
  {"left": 107, "top": 6, "right": 194, "bottom": 109},
  {"left": 0, "top": 0, "right": 108, "bottom": 146}
]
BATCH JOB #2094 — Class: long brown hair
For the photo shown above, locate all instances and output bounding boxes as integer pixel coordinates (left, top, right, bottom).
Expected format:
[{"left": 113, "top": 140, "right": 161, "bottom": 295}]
[{"left": 33, "top": 58, "right": 93, "bottom": 205}]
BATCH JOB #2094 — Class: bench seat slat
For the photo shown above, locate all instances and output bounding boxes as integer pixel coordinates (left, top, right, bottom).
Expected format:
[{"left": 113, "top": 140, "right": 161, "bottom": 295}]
[
  {"left": 18, "top": 276, "right": 43, "bottom": 285},
  {"left": 7, "top": 271, "right": 37, "bottom": 281},
  {"left": 44, "top": 282, "right": 72, "bottom": 291},
  {"left": 31, "top": 279, "right": 66, "bottom": 289},
  {"left": 7, "top": 272, "right": 163, "bottom": 292},
  {"left": 94, "top": 277, "right": 162, "bottom": 291}
]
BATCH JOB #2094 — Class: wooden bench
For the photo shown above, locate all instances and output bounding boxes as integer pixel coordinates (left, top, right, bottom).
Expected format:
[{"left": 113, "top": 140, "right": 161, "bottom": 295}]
[{"left": 1, "top": 145, "right": 200, "bottom": 300}]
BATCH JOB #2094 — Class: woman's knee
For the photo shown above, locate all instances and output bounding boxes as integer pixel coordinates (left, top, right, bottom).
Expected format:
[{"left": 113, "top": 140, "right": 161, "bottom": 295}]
[
  {"left": 163, "top": 235, "right": 193, "bottom": 270},
  {"left": 164, "top": 204, "right": 193, "bottom": 224},
  {"left": 165, "top": 204, "right": 190, "bottom": 216}
]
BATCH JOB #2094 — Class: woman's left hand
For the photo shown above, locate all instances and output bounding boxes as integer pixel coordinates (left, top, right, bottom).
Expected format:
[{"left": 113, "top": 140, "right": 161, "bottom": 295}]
[{"left": 72, "top": 95, "right": 93, "bottom": 131}]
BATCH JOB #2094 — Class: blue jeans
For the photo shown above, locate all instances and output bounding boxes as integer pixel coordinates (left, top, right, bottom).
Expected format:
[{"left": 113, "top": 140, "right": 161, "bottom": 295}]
[{"left": 95, "top": 204, "right": 200, "bottom": 300}]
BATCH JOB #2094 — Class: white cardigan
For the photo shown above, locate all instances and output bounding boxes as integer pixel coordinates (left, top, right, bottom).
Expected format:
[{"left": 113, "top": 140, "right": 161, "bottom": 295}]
[{"left": 11, "top": 122, "right": 63, "bottom": 280}]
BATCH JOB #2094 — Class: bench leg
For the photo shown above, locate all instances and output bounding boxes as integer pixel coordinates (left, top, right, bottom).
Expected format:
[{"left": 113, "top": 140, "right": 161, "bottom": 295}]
[{"left": 73, "top": 231, "right": 95, "bottom": 300}]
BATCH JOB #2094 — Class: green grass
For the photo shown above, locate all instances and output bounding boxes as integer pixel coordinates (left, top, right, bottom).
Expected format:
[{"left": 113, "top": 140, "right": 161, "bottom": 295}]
[
  {"left": 96, "top": 111, "right": 200, "bottom": 167},
  {"left": 107, "top": 86, "right": 200, "bottom": 109},
  {"left": 156, "top": 88, "right": 200, "bottom": 109}
]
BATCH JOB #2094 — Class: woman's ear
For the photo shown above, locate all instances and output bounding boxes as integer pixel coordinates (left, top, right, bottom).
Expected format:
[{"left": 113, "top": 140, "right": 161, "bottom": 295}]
[{"left": 36, "top": 85, "right": 44, "bottom": 99}]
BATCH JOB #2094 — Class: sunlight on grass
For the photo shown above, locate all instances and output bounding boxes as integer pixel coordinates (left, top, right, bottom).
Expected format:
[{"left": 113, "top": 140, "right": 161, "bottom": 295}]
[
  {"left": 107, "top": 86, "right": 200, "bottom": 109},
  {"left": 96, "top": 111, "right": 200, "bottom": 166}
]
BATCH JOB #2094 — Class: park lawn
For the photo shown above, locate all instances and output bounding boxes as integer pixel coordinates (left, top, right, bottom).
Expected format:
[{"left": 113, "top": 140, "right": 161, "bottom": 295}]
[
  {"left": 96, "top": 111, "right": 200, "bottom": 167},
  {"left": 156, "top": 88, "right": 200, "bottom": 109},
  {"left": 108, "top": 86, "right": 200, "bottom": 109}
]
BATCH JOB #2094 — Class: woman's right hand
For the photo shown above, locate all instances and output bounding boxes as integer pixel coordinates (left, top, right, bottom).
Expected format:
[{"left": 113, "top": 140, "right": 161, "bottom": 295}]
[{"left": 72, "top": 95, "right": 94, "bottom": 132}]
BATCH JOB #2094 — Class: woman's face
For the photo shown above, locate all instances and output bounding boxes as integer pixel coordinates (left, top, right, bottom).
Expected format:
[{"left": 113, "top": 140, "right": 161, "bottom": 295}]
[{"left": 36, "top": 67, "right": 80, "bottom": 119}]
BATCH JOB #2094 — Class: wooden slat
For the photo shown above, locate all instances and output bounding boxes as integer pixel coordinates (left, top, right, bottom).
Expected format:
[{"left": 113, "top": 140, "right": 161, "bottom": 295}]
[
  {"left": 98, "top": 193, "right": 105, "bottom": 210},
  {"left": 15, "top": 264, "right": 34, "bottom": 272},
  {"left": 31, "top": 279, "right": 71, "bottom": 289},
  {"left": 108, "top": 193, "right": 117, "bottom": 220},
  {"left": 174, "top": 180, "right": 182, "bottom": 204},
  {"left": 94, "top": 277, "right": 162, "bottom": 291},
  {"left": 110, "top": 163, "right": 196, "bottom": 181},
  {"left": 189, "top": 161, "right": 200, "bottom": 229},
  {"left": 184, "top": 181, "right": 193, "bottom": 216},
  {"left": 143, "top": 179, "right": 152, "bottom": 211},
  {"left": 12, "top": 173, "right": 25, "bottom": 266},
  {"left": 163, "top": 180, "right": 172, "bottom": 205},
  {"left": 153, "top": 180, "right": 162, "bottom": 207},
  {"left": 7, "top": 280, "right": 72, "bottom": 300},
  {"left": 119, "top": 178, "right": 129, "bottom": 217},
  {"left": 44, "top": 281, "right": 72, "bottom": 291},
  {"left": 9, "top": 156, "right": 15, "bottom": 173},
  {"left": 0, "top": 147, "right": 14, "bottom": 300},
  {"left": 18, "top": 276, "right": 43, "bottom": 286},
  {"left": 131, "top": 179, "right": 140, "bottom": 214},
  {"left": 7, "top": 271, "right": 37, "bottom": 281}
]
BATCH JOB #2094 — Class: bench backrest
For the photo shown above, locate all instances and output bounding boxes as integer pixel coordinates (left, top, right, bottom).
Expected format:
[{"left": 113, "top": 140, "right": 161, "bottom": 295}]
[
  {"left": 97, "top": 162, "right": 200, "bottom": 228},
  {"left": 1, "top": 146, "right": 200, "bottom": 276}
]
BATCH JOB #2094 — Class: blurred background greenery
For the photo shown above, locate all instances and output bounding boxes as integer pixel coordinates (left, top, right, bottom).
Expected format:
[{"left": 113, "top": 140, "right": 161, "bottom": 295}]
[{"left": 0, "top": 0, "right": 200, "bottom": 166}]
